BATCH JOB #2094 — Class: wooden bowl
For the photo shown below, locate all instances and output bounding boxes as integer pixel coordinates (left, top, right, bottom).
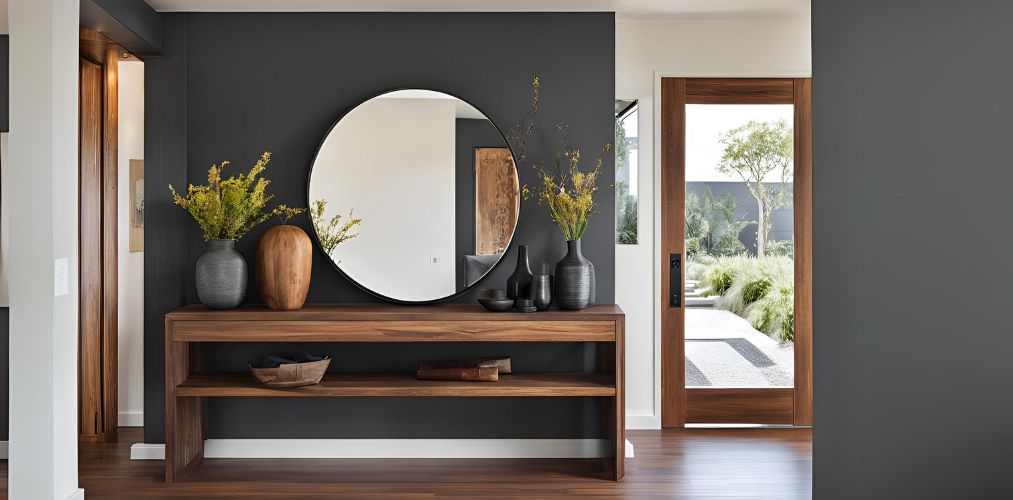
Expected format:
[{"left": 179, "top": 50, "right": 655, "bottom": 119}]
[{"left": 249, "top": 357, "right": 330, "bottom": 387}]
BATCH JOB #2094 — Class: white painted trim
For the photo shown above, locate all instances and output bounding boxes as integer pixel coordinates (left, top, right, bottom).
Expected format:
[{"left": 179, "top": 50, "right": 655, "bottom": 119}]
[
  {"left": 131, "top": 439, "right": 636, "bottom": 460},
  {"left": 626, "top": 414, "right": 662, "bottom": 430},
  {"left": 118, "top": 411, "right": 144, "bottom": 427},
  {"left": 64, "top": 488, "right": 85, "bottom": 500},
  {"left": 0, "top": 441, "right": 7, "bottom": 459},
  {"left": 653, "top": 71, "right": 665, "bottom": 428},
  {"left": 129, "top": 442, "right": 166, "bottom": 460}
]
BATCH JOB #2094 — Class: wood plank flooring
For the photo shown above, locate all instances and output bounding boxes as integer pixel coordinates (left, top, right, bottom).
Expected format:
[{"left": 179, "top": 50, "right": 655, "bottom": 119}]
[{"left": 0, "top": 427, "right": 811, "bottom": 499}]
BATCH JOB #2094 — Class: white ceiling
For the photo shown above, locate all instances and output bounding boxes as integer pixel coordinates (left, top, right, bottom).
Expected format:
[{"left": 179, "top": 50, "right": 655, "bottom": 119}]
[{"left": 142, "top": 0, "right": 808, "bottom": 20}]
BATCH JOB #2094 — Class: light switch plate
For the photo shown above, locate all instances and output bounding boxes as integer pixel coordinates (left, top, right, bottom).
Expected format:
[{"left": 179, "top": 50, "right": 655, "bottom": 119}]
[{"left": 54, "top": 257, "right": 69, "bottom": 297}]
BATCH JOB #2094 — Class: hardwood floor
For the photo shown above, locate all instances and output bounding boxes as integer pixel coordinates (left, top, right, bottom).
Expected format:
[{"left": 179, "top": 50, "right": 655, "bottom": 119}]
[{"left": 0, "top": 427, "right": 811, "bottom": 499}]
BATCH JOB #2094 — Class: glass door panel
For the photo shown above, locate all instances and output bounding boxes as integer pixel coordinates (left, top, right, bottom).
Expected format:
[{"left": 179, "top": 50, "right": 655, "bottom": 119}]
[{"left": 684, "top": 104, "right": 796, "bottom": 389}]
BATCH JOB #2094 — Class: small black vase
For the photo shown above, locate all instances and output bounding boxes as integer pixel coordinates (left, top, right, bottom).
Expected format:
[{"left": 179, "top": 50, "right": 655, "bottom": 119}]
[
  {"left": 506, "top": 245, "right": 534, "bottom": 300},
  {"left": 531, "top": 274, "right": 552, "bottom": 311},
  {"left": 554, "top": 240, "right": 593, "bottom": 310}
]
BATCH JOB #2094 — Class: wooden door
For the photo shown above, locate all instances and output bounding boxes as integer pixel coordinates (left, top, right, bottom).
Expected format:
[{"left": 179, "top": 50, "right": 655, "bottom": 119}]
[
  {"left": 78, "top": 35, "right": 119, "bottom": 442},
  {"left": 474, "top": 147, "right": 518, "bottom": 255},
  {"left": 661, "top": 78, "right": 812, "bottom": 426}
]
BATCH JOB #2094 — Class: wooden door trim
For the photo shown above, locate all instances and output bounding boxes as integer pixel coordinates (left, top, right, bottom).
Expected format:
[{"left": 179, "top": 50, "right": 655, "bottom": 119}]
[
  {"left": 686, "top": 388, "right": 794, "bottom": 425},
  {"left": 660, "top": 78, "right": 686, "bottom": 428},
  {"left": 78, "top": 37, "right": 120, "bottom": 442},
  {"left": 686, "top": 78, "right": 794, "bottom": 104},
  {"left": 79, "top": 56, "right": 104, "bottom": 441},
  {"left": 792, "top": 78, "right": 813, "bottom": 426},
  {"left": 660, "top": 77, "right": 813, "bottom": 427},
  {"left": 101, "top": 43, "right": 119, "bottom": 441}
]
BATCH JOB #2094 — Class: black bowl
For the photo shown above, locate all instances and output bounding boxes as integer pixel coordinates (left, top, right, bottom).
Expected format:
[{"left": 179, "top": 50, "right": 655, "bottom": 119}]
[
  {"left": 479, "top": 289, "right": 508, "bottom": 300},
  {"left": 478, "top": 297, "right": 515, "bottom": 312}
]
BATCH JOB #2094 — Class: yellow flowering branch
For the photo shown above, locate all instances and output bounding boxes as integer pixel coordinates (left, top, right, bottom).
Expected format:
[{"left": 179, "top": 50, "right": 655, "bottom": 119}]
[
  {"left": 510, "top": 77, "right": 612, "bottom": 241},
  {"left": 169, "top": 151, "right": 292, "bottom": 241}
]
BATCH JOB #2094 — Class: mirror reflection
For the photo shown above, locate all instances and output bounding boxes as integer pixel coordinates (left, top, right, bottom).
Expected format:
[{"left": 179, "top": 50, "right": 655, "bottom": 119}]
[{"left": 308, "top": 89, "right": 519, "bottom": 302}]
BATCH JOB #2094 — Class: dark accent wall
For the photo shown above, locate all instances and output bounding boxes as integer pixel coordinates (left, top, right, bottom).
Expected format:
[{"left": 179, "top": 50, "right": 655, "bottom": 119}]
[
  {"left": 145, "top": 12, "right": 615, "bottom": 443},
  {"left": 1, "top": 36, "right": 7, "bottom": 440},
  {"left": 143, "top": 13, "right": 190, "bottom": 444},
  {"left": 2, "top": 35, "right": 8, "bottom": 132},
  {"left": 0, "top": 308, "right": 7, "bottom": 440},
  {"left": 814, "top": 1, "right": 1013, "bottom": 498},
  {"left": 454, "top": 118, "right": 507, "bottom": 288},
  {"left": 81, "top": 0, "right": 162, "bottom": 56}
]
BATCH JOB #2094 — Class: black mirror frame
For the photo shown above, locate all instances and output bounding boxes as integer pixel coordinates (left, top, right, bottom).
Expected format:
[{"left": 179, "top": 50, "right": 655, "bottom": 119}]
[{"left": 305, "top": 88, "right": 522, "bottom": 305}]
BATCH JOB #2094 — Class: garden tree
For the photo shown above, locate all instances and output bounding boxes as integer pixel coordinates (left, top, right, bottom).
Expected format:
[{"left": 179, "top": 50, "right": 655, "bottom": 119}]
[
  {"left": 615, "top": 115, "right": 637, "bottom": 244},
  {"left": 717, "top": 119, "right": 793, "bottom": 258},
  {"left": 685, "top": 187, "right": 749, "bottom": 256}
]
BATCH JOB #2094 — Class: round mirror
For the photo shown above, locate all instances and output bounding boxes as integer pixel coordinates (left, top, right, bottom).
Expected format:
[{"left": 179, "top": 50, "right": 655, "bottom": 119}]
[{"left": 308, "top": 89, "right": 520, "bottom": 303}]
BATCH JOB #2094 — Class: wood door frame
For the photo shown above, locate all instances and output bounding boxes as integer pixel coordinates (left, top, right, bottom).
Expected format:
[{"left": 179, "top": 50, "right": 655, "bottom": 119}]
[
  {"left": 661, "top": 77, "right": 812, "bottom": 427},
  {"left": 78, "top": 30, "right": 120, "bottom": 442}
]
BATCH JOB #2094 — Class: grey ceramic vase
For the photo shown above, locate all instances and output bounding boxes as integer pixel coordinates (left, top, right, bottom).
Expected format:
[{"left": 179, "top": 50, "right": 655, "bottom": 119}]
[
  {"left": 553, "top": 240, "right": 593, "bottom": 310},
  {"left": 196, "top": 239, "right": 247, "bottom": 309},
  {"left": 531, "top": 274, "right": 552, "bottom": 311}
]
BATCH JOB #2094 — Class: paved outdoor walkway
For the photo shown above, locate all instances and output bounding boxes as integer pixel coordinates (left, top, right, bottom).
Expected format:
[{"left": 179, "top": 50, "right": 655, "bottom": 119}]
[{"left": 685, "top": 308, "right": 794, "bottom": 387}]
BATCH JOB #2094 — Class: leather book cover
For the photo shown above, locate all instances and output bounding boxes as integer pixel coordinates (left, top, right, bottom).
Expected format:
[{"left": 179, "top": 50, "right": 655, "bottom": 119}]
[
  {"left": 416, "top": 366, "right": 499, "bottom": 382},
  {"left": 418, "top": 356, "right": 512, "bottom": 374}
]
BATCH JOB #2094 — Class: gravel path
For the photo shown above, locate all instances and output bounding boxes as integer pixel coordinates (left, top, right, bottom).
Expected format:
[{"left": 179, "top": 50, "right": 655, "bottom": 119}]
[{"left": 685, "top": 308, "right": 794, "bottom": 387}]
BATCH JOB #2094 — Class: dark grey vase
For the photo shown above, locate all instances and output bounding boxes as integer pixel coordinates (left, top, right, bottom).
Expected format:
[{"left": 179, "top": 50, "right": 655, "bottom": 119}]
[
  {"left": 532, "top": 274, "right": 552, "bottom": 311},
  {"left": 506, "top": 245, "right": 534, "bottom": 300},
  {"left": 553, "top": 240, "right": 593, "bottom": 310},
  {"left": 196, "top": 239, "right": 247, "bottom": 309}
]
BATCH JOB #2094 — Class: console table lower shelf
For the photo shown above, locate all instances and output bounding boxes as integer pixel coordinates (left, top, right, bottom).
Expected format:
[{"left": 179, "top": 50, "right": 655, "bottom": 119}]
[{"left": 164, "top": 304, "right": 625, "bottom": 482}]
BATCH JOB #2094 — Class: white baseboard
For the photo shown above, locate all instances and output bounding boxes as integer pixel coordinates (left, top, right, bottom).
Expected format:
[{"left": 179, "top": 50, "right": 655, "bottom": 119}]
[
  {"left": 131, "top": 439, "right": 635, "bottom": 460},
  {"left": 64, "top": 488, "right": 85, "bottom": 500},
  {"left": 0, "top": 441, "right": 7, "bottom": 459},
  {"left": 118, "top": 411, "right": 144, "bottom": 427},
  {"left": 129, "top": 442, "right": 166, "bottom": 460},
  {"left": 626, "top": 414, "right": 661, "bottom": 429}
]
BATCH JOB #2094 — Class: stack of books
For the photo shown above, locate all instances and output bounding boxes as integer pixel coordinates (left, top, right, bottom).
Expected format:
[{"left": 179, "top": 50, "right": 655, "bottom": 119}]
[{"left": 416, "top": 356, "right": 512, "bottom": 382}]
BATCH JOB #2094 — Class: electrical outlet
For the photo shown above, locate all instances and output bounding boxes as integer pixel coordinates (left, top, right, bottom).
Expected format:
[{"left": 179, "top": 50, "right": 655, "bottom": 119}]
[{"left": 54, "top": 258, "right": 69, "bottom": 297}]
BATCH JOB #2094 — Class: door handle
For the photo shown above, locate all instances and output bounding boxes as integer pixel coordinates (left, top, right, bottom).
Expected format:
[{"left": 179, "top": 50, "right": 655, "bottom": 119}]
[{"left": 670, "top": 253, "right": 681, "bottom": 308}]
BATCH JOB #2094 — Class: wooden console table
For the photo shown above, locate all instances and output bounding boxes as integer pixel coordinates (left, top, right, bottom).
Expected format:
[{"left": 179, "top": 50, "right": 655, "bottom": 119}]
[{"left": 164, "top": 304, "right": 625, "bottom": 481}]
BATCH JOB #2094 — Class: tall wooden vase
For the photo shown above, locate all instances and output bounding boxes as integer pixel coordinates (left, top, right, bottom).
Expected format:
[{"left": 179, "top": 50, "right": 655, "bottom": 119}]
[{"left": 256, "top": 225, "right": 312, "bottom": 310}]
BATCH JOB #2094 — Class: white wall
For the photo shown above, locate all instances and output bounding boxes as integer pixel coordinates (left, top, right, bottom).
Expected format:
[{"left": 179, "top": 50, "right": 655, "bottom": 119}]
[
  {"left": 7, "top": 0, "right": 83, "bottom": 497},
  {"left": 614, "top": 14, "right": 811, "bottom": 429},
  {"left": 309, "top": 97, "right": 457, "bottom": 301},
  {"left": 117, "top": 61, "right": 144, "bottom": 427}
]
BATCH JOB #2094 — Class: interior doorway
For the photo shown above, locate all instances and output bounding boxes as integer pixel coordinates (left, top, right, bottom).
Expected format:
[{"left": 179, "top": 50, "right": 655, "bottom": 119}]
[{"left": 661, "top": 78, "right": 812, "bottom": 426}]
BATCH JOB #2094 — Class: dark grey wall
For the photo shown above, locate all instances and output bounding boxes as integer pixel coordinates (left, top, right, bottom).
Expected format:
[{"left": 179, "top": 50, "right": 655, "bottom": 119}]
[
  {"left": 0, "top": 308, "right": 7, "bottom": 440},
  {"left": 455, "top": 118, "right": 507, "bottom": 287},
  {"left": 814, "top": 1, "right": 1013, "bottom": 498},
  {"left": 2, "top": 35, "right": 8, "bottom": 132},
  {"left": 1, "top": 35, "right": 7, "bottom": 440},
  {"left": 81, "top": 0, "right": 162, "bottom": 56},
  {"left": 686, "top": 181, "right": 793, "bottom": 252},
  {"left": 145, "top": 12, "right": 615, "bottom": 443},
  {"left": 143, "top": 12, "right": 190, "bottom": 444}
]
